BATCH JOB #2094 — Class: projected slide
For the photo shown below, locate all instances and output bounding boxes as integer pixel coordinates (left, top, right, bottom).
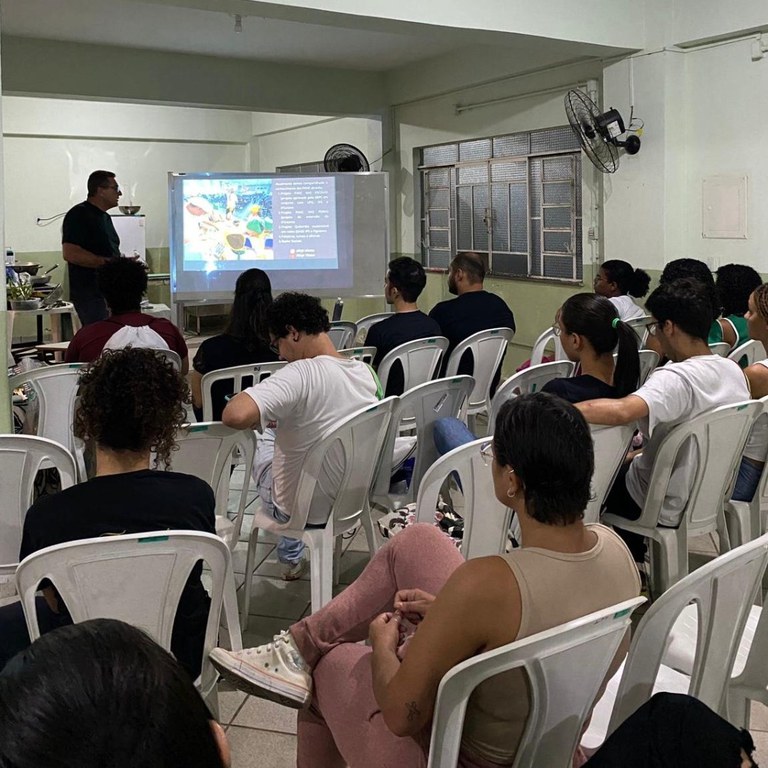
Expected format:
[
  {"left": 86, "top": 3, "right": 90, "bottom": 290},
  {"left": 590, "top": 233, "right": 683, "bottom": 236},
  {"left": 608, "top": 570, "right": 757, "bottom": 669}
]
[{"left": 182, "top": 176, "right": 339, "bottom": 273}]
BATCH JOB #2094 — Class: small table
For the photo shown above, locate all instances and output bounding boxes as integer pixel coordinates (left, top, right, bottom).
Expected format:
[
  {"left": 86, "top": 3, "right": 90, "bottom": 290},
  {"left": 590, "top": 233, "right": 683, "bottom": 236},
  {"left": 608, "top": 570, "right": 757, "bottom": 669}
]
[
  {"left": 35, "top": 341, "right": 70, "bottom": 362},
  {"left": 9, "top": 302, "right": 80, "bottom": 347}
]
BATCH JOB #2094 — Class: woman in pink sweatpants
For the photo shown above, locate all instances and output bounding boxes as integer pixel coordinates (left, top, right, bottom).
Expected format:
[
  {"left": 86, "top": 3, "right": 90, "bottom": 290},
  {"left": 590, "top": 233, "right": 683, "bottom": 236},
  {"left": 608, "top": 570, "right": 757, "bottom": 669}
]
[{"left": 211, "top": 393, "right": 641, "bottom": 767}]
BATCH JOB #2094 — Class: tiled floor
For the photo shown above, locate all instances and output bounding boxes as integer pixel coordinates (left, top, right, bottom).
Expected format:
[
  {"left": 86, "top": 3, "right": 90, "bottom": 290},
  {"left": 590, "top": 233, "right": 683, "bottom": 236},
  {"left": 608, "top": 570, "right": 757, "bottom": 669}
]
[{"left": 218, "top": 472, "right": 768, "bottom": 765}]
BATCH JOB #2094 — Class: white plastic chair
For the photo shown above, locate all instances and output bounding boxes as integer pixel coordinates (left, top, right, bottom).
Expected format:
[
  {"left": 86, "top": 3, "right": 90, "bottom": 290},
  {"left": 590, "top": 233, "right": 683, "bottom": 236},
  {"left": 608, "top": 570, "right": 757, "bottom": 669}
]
[
  {"left": 0, "top": 435, "right": 78, "bottom": 579},
  {"left": 415, "top": 437, "right": 512, "bottom": 560},
  {"left": 155, "top": 348, "right": 183, "bottom": 371},
  {"left": 428, "top": 596, "right": 646, "bottom": 768},
  {"left": 489, "top": 361, "right": 575, "bottom": 427},
  {"left": 200, "top": 361, "right": 287, "bottom": 422},
  {"left": 445, "top": 327, "right": 515, "bottom": 432},
  {"left": 529, "top": 326, "right": 566, "bottom": 367},
  {"left": 328, "top": 321, "right": 357, "bottom": 350},
  {"left": 353, "top": 312, "right": 391, "bottom": 343},
  {"left": 709, "top": 342, "right": 731, "bottom": 357},
  {"left": 338, "top": 346, "right": 377, "bottom": 365},
  {"left": 625, "top": 315, "right": 652, "bottom": 349},
  {"left": 243, "top": 398, "right": 396, "bottom": 617},
  {"left": 637, "top": 348, "right": 660, "bottom": 385},
  {"left": 583, "top": 533, "right": 768, "bottom": 750},
  {"left": 15, "top": 530, "right": 242, "bottom": 717},
  {"left": 729, "top": 339, "right": 767, "bottom": 366},
  {"left": 584, "top": 424, "right": 637, "bottom": 524},
  {"left": 9, "top": 363, "right": 86, "bottom": 477},
  {"left": 377, "top": 336, "right": 449, "bottom": 395},
  {"left": 367, "top": 376, "right": 474, "bottom": 544},
  {"left": 603, "top": 400, "right": 762, "bottom": 595},
  {"left": 167, "top": 423, "right": 257, "bottom": 550},
  {"left": 723, "top": 396, "right": 768, "bottom": 549}
]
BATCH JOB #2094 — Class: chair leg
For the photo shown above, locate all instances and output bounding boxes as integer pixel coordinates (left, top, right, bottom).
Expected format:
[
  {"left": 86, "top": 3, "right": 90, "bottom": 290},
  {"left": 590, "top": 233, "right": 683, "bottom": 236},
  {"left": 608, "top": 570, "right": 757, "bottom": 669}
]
[
  {"left": 241, "top": 527, "right": 260, "bottom": 632},
  {"left": 333, "top": 536, "right": 343, "bottom": 587},
  {"left": 309, "top": 539, "right": 333, "bottom": 614},
  {"left": 360, "top": 503, "right": 383, "bottom": 558}
]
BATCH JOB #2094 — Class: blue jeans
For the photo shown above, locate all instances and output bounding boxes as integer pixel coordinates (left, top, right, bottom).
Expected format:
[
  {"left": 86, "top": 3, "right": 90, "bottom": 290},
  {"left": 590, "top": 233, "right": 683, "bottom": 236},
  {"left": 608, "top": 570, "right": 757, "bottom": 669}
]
[
  {"left": 0, "top": 596, "right": 71, "bottom": 673},
  {"left": 732, "top": 458, "right": 764, "bottom": 502},
  {"left": 433, "top": 417, "right": 477, "bottom": 456},
  {"left": 253, "top": 429, "right": 305, "bottom": 565}
]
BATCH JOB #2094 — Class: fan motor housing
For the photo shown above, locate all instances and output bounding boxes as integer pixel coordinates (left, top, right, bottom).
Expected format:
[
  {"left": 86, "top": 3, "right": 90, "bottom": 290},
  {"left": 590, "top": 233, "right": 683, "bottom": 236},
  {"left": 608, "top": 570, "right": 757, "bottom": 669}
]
[{"left": 595, "top": 108, "right": 626, "bottom": 140}]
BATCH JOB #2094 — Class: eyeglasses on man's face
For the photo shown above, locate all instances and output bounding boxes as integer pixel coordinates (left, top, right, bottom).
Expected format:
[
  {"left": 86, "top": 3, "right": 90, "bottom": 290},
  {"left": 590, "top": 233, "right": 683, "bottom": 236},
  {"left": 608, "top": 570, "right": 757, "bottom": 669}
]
[{"left": 646, "top": 321, "right": 659, "bottom": 336}]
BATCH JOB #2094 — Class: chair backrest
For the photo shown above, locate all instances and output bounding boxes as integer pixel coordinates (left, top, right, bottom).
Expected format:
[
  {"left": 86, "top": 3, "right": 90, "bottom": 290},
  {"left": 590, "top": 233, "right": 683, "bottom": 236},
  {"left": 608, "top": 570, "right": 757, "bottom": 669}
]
[
  {"left": 166, "top": 423, "right": 257, "bottom": 547},
  {"left": 328, "top": 321, "right": 357, "bottom": 351},
  {"left": 289, "top": 398, "right": 396, "bottom": 535},
  {"left": 728, "top": 339, "right": 766, "bottom": 366},
  {"left": 445, "top": 328, "right": 515, "bottom": 417},
  {"left": 15, "top": 530, "right": 239, "bottom": 694},
  {"left": 584, "top": 424, "right": 636, "bottom": 523},
  {"left": 370, "top": 376, "right": 474, "bottom": 507},
  {"left": 354, "top": 312, "right": 392, "bottom": 343},
  {"left": 489, "top": 361, "right": 576, "bottom": 427},
  {"left": 635, "top": 400, "right": 762, "bottom": 537},
  {"left": 338, "top": 346, "right": 377, "bottom": 365},
  {"left": 637, "top": 349, "right": 660, "bottom": 385},
  {"left": 427, "top": 597, "right": 646, "bottom": 768},
  {"left": 9, "top": 363, "right": 85, "bottom": 461},
  {"left": 530, "top": 327, "right": 566, "bottom": 367},
  {"left": 200, "top": 361, "right": 287, "bottom": 422},
  {"left": 415, "top": 437, "right": 512, "bottom": 560},
  {"left": 709, "top": 341, "right": 731, "bottom": 357},
  {"left": 606, "top": 533, "right": 768, "bottom": 734},
  {"left": 0, "top": 435, "right": 78, "bottom": 570},
  {"left": 377, "top": 337, "right": 449, "bottom": 394},
  {"left": 625, "top": 315, "right": 652, "bottom": 348}
]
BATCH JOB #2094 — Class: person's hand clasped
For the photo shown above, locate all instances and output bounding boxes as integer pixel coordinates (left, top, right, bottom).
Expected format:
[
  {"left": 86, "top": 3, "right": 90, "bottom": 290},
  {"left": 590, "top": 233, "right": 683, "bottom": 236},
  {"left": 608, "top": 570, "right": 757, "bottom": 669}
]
[
  {"left": 369, "top": 611, "right": 401, "bottom": 653},
  {"left": 393, "top": 588, "right": 436, "bottom": 623}
]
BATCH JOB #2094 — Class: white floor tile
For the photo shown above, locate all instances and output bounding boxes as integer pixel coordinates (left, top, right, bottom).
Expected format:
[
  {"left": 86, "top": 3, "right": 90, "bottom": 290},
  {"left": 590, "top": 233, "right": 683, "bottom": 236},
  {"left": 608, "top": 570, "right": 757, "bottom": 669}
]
[
  {"left": 243, "top": 575, "right": 310, "bottom": 620},
  {"left": 241, "top": 615, "right": 295, "bottom": 647},
  {"left": 232, "top": 696, "right": 298, "bottom": 734},
  {"left": 226, "top": 726, "right": 297, "bottom": 768},
  {"left": 217, "top": 683, "right": 248, "bottom": 725}
]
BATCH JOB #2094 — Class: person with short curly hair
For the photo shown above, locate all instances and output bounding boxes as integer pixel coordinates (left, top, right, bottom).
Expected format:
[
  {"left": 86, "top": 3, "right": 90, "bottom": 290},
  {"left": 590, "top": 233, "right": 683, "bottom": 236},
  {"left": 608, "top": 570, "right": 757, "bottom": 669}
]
[
  {"left": 0, "top": 348, "right": 216, "bottom": 678},
  {"left": 65, "top": 258, "right": 189, "bottom": 372},
  {"left": 224, "top": 292, "right": 380, "bottom": 580}
]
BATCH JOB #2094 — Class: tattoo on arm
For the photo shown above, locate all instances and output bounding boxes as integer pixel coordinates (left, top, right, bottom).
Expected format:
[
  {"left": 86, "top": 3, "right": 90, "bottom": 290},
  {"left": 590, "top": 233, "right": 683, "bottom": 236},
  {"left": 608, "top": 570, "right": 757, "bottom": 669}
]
[{"left": 406, "top": 701, "right": 421, "bottom": 723}]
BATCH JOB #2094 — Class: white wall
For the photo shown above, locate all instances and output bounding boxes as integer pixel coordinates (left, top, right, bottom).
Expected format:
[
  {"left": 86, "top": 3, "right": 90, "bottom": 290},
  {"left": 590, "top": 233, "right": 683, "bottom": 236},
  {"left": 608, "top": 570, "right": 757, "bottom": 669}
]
[
  {"left": 3, "top": 97, "right": 251, "bottom": 252},
  {"left": 254, "top": 116, "right": 382, "bottom": 171}
]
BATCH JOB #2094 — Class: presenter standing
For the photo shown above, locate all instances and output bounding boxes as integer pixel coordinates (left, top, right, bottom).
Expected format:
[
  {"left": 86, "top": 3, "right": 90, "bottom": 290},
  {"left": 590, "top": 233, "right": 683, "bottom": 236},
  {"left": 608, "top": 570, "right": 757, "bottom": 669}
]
[{"left": 62, "top": 170, "right": 122, "bottom": 325}]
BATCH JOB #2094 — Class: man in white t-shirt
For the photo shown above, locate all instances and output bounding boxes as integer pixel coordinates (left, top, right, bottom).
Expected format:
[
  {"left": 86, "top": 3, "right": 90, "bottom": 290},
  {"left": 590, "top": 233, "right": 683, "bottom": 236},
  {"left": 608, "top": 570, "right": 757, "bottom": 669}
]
[
  {"left": 223, "top": 292, "right": 380, "bottom": 580},
  {"left": 576, "top": 277, "right": 750, "bottom": 561}
]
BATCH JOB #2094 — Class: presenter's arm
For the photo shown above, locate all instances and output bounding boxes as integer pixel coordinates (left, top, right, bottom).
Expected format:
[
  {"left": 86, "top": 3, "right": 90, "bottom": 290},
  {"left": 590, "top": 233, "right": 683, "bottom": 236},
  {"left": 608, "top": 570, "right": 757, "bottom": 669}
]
[
  {"left": 62, "top": 243, "right": 109, "bottom": 269},
  {"left": 223, "top": 392, "right": 262, "bottom": 431}
]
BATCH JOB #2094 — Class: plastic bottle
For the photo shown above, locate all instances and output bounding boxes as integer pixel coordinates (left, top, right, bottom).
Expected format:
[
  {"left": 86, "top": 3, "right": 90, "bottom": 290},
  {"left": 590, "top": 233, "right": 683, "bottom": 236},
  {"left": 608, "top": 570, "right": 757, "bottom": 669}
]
[{"left": 5, "top": 247, "right": 14, "bottom": 266}]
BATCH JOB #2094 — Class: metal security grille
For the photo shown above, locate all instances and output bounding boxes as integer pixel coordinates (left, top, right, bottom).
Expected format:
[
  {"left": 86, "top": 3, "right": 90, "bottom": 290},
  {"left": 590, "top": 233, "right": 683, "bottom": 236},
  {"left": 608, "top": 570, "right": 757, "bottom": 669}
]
[{"left": 419, "top": 125, "right": 582, "bottom": 282}]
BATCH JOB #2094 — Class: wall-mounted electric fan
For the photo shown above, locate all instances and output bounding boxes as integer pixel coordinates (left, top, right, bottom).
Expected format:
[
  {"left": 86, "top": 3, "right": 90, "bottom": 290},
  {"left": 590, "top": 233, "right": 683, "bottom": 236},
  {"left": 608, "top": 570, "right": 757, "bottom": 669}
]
[
  {"left": 323, "top": 143, "right": 370, "bottom": 172},
  {"left": 565, "top": 89, "right": 641, "bottom": 174}
]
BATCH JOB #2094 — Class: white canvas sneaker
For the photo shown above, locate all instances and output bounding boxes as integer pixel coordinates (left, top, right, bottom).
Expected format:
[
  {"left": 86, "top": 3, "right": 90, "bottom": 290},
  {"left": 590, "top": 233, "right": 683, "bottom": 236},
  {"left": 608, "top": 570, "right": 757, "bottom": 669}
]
[{"left": 209, "top": 631, "right": 312, "bottom": 709}]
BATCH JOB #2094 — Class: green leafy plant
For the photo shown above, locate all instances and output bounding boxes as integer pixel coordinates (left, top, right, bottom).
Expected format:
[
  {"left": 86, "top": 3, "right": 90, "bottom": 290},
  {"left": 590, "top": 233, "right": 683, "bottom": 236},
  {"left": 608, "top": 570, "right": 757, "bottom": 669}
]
[{"left": 7, "top": 281, "right": 34, "bottom": 300}]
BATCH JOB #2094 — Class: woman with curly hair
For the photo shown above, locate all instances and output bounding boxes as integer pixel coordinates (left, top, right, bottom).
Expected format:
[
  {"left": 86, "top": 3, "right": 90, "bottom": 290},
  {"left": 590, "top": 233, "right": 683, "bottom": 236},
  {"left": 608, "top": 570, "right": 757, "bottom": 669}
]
[
  {"left": 0, "top": 348, "right": 216, "bottom": 679},
  {"left": 190, "top": 268, "right": 278, "bottom": 421}
]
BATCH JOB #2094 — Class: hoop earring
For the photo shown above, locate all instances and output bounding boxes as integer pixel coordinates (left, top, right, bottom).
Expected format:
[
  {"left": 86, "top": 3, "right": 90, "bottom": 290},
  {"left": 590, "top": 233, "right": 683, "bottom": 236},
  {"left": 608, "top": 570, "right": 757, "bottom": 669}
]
[{"left": 506, "top": 488, "right": 516, "bottom": 499}]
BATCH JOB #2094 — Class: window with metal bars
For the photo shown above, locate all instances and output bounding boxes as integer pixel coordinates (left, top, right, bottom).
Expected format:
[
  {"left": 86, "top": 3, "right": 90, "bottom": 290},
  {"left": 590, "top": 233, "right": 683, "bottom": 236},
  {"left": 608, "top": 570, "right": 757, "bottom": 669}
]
[{"left": 419, "top": 126, "right": 583, "bottom": 282}]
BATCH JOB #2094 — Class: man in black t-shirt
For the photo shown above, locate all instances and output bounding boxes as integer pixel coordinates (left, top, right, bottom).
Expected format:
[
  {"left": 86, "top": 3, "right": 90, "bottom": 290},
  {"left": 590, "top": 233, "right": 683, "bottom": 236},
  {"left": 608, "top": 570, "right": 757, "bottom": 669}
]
[
  {"left": 62, "top": 170, "right": 122, "bottom": 325},
  {"left": 366, "top": 257, "right": 441, "bottom": 396},
  {"left": 429, "top": 251, "right": 516, "bottom": 376}
]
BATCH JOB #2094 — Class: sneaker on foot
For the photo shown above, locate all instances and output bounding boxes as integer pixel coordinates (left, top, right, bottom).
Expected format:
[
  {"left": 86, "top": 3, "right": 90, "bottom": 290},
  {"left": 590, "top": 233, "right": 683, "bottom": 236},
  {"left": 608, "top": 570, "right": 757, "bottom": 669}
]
[
  {"left": 209, "top": 631, "right": 312, "bottom": 708},
  {"left": 282, "top": 557, "right": 308, "bottom": 581}
]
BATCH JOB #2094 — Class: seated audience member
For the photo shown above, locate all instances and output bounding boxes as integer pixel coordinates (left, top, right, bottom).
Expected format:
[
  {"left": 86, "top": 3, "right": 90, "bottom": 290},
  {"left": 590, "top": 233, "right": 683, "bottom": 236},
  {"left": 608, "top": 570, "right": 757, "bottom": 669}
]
[
  {"left": 65, "top": 258, "right": 188, "bottom": 372},
  {"left": 434, "top": 293, "right": 640, "bottom": 455},
  {"left": 712, "top": 263, "right": 762, "bottom": 349},
  {"left": 429, "top": 251, "right": 516, "bottom": 376},
  {"left": 577, "top": 278, "right": 750, "bottom": 562},
  {"left": 366, "top": 257, "right": 441, "bottom": 396},
  {"left": 657, "top": 258, "right": 721, "bottom": 345},
  {"left": 0, "top": 619, "right": 230, "bottom": 768},
  {"left": 223, "top": 292, "right": 379, "bottom": 581},
  {"left": 593, "top": 259, "right": 651, "bottom": 321},
  {"left": 211, "top": 393, "right": 640, "bottom": 768},
  {"left": 585, "top": 693, "right": 757, "bottom": 768},
  {"left": 732, "top": 283, "right": 768, "bottom": 502},
  {"left": 0, "top": 348, "right": 216, "bottom": 678},
  {"left": 190, "top": 268, "right": 278, "bottom": 421}
]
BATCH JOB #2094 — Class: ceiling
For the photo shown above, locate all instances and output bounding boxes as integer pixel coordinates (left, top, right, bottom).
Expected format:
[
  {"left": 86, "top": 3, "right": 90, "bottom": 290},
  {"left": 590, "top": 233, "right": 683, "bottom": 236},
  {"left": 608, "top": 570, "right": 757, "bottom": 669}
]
[{"left": 0, "top": 0, "right": 469, "bottom": 71}]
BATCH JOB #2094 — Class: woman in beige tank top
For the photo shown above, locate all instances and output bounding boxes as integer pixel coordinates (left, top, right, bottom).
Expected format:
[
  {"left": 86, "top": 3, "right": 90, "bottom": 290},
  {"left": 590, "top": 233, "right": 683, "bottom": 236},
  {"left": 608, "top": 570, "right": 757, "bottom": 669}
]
[{"left": 212, "top": 393, "right": 641, "bottom": 767}]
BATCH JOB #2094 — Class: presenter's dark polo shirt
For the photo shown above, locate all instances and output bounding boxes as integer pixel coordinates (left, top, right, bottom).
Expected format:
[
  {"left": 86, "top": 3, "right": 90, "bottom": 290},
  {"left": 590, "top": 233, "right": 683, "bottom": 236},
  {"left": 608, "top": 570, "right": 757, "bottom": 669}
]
[{"left": 61, "top": 201, "right": 120, "bottom": 302}]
